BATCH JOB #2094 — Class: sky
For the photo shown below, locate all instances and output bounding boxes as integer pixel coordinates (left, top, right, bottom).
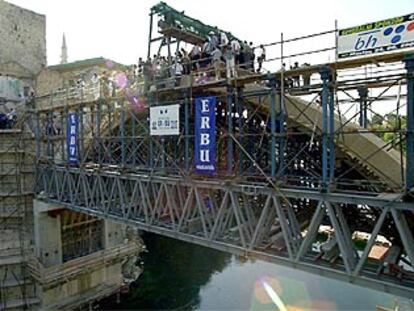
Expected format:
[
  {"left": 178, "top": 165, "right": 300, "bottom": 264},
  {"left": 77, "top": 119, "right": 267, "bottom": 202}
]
[{"left": 6, "top": 0, "right": 414, "bottom": 66}]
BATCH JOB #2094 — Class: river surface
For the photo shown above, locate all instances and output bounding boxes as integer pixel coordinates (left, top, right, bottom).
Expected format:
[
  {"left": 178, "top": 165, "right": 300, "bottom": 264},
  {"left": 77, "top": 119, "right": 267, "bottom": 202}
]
[{"left": 101, "top": 232, "right": 410, "bottom": 310}]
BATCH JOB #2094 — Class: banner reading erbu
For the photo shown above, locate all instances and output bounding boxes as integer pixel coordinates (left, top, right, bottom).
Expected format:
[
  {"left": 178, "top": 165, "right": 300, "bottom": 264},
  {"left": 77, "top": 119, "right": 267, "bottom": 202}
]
[
  {"left": 195, "top": 96, "right": 216, "bottom": 174},
  {"left": 67, "top": 112, "right": 78, "bottom": 164},
  {"left": 338, "top": 13, "right": 414, "bottom": 59}
]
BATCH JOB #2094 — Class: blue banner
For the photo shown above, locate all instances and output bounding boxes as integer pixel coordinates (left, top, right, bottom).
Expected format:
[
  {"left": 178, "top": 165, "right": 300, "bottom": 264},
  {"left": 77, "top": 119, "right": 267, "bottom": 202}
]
[
  {"left": 195, "top": 96, "right": 216, "bottom": 174},
  {"left": 67, "top": 112, "right": 78, "bottom": 164}
]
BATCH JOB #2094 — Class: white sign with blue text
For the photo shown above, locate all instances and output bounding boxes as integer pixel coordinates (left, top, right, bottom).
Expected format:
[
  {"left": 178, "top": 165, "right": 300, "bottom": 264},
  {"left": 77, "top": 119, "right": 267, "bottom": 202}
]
[
  {"left": 338, "top": 13, "right": 414, "bottom": 59},
  {"left": 150, "top": 104, "right": 180, "bottom": 136}
]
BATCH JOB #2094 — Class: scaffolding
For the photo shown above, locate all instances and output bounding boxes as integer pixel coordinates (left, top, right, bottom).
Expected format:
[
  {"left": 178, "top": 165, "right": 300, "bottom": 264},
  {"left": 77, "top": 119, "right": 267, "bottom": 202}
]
[
  {"left": 33, "top": 3, "right": 414, "bottom": 300},
  {"left": 0, "top": 110, "right": 37, "bottom": 310}
]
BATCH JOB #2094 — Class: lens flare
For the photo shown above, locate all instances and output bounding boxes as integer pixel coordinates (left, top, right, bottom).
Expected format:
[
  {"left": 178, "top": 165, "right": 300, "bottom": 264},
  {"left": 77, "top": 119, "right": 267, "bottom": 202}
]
[
  {"left": 260, "top": 277, "right": 288, "bottom": 311},
  {"left": 105, "top": 60, "right": 114, "bottom": 68},
  {"left": 254, "top": 276, "right": 283, "bottom": 305},
  {"left": 114, "top": 72, "right": 128, "bottom": 89},
  {"left": 125, "top": 89, "right": 146, "bottom": 111}
]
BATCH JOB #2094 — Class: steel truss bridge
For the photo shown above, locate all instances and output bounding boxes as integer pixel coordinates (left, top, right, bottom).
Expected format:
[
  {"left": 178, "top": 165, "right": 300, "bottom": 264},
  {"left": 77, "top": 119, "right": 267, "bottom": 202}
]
[{"left": 32, "top": 4, "right": 414, "bottom": 299}]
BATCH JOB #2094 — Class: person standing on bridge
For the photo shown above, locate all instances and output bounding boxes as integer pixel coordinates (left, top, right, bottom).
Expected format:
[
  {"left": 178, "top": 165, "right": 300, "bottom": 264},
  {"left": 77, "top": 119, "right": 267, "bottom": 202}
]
[
  {"left": 292, "top": 62, "right": 300, "bottom": 87},
  {"left": 256, "top": 44, "right": 266, "bottom": 73},
  {"left": 220, "top": 32, "right": 229, "bottom": 48},
  {"left": 231, "top": 39, "right": 241, "bottom": 65},
  {"left": 91, "top": 72, "right": 100, "bottom": 100},
  {"left": 211, "top": 46, "right": 222, "bottom": 81},
  {"left": 190, "top": 44, "right": 201, "bottom": 71},
  {"left": 248, "top": 42, "right": 255, "bottom": 71},
  {"left": 138, "top": 57, "right": 143, "bottom": 76},
  {"left": 301, "top": 63, "right": 311, "bottom": 86},
  {"left": 202, "top": 39, "right": 212, "bottom": 68},
  {"left": 209, "top": 31, "right": 219, "bottom": 49},
  {"left": 240, "top": 41, "right": 248, "bottom": 69},
  {"left": 181, "top": 48, "right": 191, "bottom": 75},
  {"left": 224, "top": 45, "right": 237, "bottom": 79}
]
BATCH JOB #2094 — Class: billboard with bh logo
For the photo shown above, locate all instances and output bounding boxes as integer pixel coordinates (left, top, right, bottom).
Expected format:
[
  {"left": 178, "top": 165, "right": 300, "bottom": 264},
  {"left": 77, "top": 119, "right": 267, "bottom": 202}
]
[{"left": 338, "top": 13, "right": 414, "bottom": 59}]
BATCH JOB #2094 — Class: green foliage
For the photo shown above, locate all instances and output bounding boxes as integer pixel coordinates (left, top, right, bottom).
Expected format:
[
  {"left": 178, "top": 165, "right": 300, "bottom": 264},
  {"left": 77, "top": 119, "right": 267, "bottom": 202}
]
[{"left": 370, "top": 113, "right": 407, "bottom": 152}]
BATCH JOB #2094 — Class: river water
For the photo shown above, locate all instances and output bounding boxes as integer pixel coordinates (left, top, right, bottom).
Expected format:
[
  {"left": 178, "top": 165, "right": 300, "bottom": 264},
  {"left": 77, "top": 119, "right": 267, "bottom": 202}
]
[{"left": 101, "top": 232, "right": 410, "bottom": 310}]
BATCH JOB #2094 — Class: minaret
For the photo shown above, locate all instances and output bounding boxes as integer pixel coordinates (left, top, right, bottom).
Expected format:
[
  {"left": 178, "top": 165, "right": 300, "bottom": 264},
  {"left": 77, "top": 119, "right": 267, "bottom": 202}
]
[{"left": 60, "top": 33, "right": 68, "bottom": 64}]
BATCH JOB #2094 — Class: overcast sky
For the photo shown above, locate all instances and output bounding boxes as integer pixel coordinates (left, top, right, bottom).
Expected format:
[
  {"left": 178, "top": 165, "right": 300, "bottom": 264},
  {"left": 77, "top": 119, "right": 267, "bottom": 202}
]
[{"left": 7, "top": 0, "right": 414, "bottom": 66}]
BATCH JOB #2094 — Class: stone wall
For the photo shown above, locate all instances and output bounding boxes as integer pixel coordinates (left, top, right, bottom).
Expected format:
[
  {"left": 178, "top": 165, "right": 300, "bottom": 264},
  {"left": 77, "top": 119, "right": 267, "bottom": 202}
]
[
  {"left": 36, "top": 64, "right": 115, "bottom": 96},
  {"left": 0, "top": 0, "right": 46, "bottom": 75},
  {"left": 35, "top": 69, "right": 64, "bottom": 97},
  {"left": 31, "top": 199, "right": 142, "bottom": 310}
]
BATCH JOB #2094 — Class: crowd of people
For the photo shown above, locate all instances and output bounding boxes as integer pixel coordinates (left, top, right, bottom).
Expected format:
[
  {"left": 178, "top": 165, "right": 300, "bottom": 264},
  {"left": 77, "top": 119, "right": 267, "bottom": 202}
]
[
  {"left": 43, "top": 34, "right": 312, "bottom": 107},
  {"left": 138, "top": 31, "right": 267, "bottom": 87},
  {"left": 282, "top": 62, "right": 312, "bottom": 88},
  {"left": 136, "top": 31, "right": 315, "bottom": 90}
]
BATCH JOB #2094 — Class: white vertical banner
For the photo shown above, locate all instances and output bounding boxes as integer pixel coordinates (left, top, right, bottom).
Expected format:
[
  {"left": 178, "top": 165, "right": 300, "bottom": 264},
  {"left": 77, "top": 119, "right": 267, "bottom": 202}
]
[
  {"left": 338, "top": 13, "right": 414, "bottom": 59},
  {"left": 150, "top": 104, "right": 180, "bottom": 136}
]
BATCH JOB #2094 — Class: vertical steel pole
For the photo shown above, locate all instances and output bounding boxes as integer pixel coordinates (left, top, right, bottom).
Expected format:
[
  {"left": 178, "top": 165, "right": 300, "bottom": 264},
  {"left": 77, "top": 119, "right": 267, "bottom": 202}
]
[
  {"left": 120, "top": 100, "right": 126, "bottom": 167},
  {"left": 161, "top": 138, "right": 165, "bottom": 169},
  {"left": 64, "top": 106, "right": 68, "bottom": 162},
  {"left": 167, "top": 36, "right": 172, "bottom": 68},
  {"left": 279, "top": 33, "right": 285, "bottom": 178},
  {"left": 237, "top": 87, "right": 244, "bottom": 175},
  {"left": 61, "top": 108, "right": 66, "bottom": 162},
  {"left": 131, "top": 106, "right": 137, "bottom": 166},
  {"left": 269, "top": 78, "right": 276, "bottom": 178},
  {"left": 334, "top": 20, "right": 339, "bottom": 62},
  {"left": 108, "top": 102, "right": 113, "bottom": 138},
  {"left": 46, "top": 110, "right": 52, "bottom": 160},
  {"left": 147, "top": 12, "right": 153, "bottom": 60},
  {"left": 174, "top": 39, "right": 181, "bottom": 76},
  {"left": 329, "top": 77, "right": 335, "bottom": 183},
  {"left": 79, "top": 105, "right": 84, "bottom": 164},
  {"left": 227, "top": 86, "right": 234, "bottom": 174},
  {"left": 97, "top": 99, "right": 102, "bottom": 165},
  {"left": 148, "top": 94, "right": 154, "bottom": 169},
  {"left": 404, "top": 54, "right": 414, "bottom": 193},
  {"left": 278, "top": 79, "right": 285, "bottom": 178},
  {"left": 333, "top": 20, "right": 339, "bottom": 183},
  {"left": 90, "top": 106, "right": 96, "bottom": 162},
  {"left": 358, "top": 86, "right": 368, "bottom": 129},
  {"left": 184, "top": 91, "right": 190, "bottom": 171},
  {"left": 320, "top": 66, "right": 331, "bottom": 190},
  {"left": 35, "top": 111, "right": 41, "bottom": 161}
]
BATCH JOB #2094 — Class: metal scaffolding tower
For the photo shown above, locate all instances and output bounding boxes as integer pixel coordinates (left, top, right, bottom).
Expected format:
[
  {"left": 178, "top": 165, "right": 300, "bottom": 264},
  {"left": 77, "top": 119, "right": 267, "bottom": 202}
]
[{"left": 0, "top": 113, "right": 37, "bottom": 310}]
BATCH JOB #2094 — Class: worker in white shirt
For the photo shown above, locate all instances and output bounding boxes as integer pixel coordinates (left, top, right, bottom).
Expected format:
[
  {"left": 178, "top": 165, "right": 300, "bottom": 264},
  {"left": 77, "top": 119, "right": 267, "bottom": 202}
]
[
  {"left": 256, "top": 44, "right": 266, "bottom": 73},
  {"left": 173, "top": 61, "right": 184, "bottom": 77},
  {"left": 224, "top": 45, "right": 237, "bottom": 79},
  {"left": 220, "top": 32, "right": 229, "bottom": 47},
  {"left": 211, "top": 47, "right": 223, "bottom": 80},
  {"left": 190, "top": 44, "right": 201, "bottom": 70},
  {"left": 231, "top": 40, "right": 241, "bottom": 65}
]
